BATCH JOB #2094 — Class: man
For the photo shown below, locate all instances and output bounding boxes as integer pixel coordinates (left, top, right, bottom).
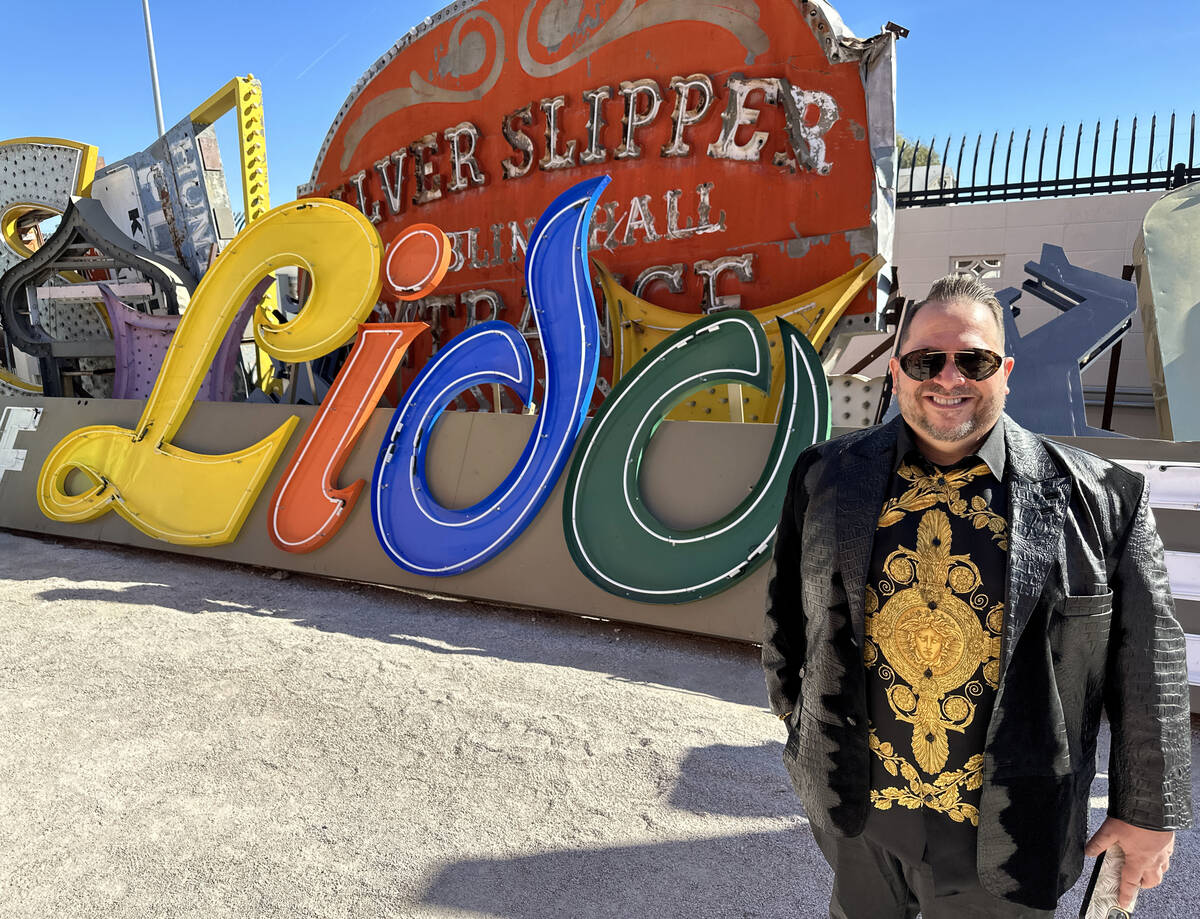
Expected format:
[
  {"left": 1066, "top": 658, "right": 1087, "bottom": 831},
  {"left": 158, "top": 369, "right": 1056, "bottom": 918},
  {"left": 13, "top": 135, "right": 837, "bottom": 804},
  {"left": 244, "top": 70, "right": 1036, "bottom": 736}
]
[{"left": 763, "top": 275, "right": 1191, "bottom": 917}]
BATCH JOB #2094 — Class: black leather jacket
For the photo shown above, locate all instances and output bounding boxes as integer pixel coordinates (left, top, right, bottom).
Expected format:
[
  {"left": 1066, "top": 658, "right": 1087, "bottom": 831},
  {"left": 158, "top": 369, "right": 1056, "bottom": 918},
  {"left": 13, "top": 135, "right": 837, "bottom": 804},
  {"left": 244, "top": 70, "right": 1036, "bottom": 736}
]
[{"left": 762, "top": 415, "right": 1192, "bottom": 909}]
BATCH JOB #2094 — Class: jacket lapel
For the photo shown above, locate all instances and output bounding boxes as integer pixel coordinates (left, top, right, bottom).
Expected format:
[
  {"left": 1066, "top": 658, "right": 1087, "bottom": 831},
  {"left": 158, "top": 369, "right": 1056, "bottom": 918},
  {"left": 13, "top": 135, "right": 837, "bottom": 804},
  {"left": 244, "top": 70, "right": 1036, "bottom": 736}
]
[
  {"left": 837, "top": 418, "right": 900, "bottom": 646},
  {"left": 1002, "top": 418, "right": 1070, "bottom": 679}
]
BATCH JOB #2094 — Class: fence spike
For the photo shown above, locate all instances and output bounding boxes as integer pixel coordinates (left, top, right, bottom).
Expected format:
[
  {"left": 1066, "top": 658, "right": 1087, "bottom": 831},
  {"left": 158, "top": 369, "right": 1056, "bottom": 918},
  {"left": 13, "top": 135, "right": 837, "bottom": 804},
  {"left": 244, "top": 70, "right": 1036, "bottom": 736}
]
[
  {"left": 1147, "top": 114, "right": 1157, "bottom": 174},
  {"left": 911, "top": 137, "right": 921, "bottom": 196},
  {"left": 1055, "top": 124, "right": 1065, "bottom": 181},
  {"left": 1128, "top": 116, "right": 1138, "bottom": 191},
  {"left": 1071, "top": 123, "right": 1083, "bottom": 188},
  {"left": 925, "top": 136, "right": 936, "bottom": 196},
  {"left": 1189, "top": 113, "right": 1196, "bottom": 170},
  {"left": 1109, "top": 118, "right": 1119, "bottom": 180},
  {"left": 1037, "top": 126, "right": 1048, "bottom": 187},
  {"left": 1165, "top": 112, "right": 1176, "bottom": 186},
  {"left": 1002, "top": 131, "right": 1014, "bottom": 188}
]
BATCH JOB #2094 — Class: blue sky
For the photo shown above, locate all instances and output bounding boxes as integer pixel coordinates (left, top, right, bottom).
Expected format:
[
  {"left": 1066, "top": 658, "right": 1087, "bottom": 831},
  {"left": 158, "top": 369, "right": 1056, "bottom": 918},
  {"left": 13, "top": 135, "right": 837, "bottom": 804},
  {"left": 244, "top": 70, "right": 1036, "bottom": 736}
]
[{"left": 2, "top": 1, "right": 1196, "bottom": 207}]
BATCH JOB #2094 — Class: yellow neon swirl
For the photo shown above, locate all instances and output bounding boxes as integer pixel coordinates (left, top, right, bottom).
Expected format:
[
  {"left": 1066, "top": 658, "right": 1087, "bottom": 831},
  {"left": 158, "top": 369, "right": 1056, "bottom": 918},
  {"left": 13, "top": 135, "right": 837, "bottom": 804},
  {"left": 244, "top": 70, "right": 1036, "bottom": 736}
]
[
  {"left": 596, "top": 254, "right": 884, "bottom": 423},
  {"left": 37, "top": 198, "right": 383, "bottom": 545}
]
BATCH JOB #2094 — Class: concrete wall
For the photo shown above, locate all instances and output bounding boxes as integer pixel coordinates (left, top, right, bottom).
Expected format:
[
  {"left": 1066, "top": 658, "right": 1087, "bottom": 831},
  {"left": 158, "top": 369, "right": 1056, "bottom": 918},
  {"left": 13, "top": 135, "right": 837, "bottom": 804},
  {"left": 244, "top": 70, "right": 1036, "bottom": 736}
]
[{"left": 0, "top": 397, "right": 780, "bottom": 644}]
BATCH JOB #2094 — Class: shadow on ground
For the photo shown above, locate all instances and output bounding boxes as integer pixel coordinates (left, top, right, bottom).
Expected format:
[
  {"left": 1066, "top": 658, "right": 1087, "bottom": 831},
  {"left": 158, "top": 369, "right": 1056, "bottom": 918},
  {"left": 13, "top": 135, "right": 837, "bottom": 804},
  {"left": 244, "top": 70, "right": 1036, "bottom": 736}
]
[
  {"left": 670, "top": 742, "right": 805, "bottom": 819},
  {"left": 417, "top": 827, "right": 825, "bottom": 919},
  {"left": 5, "top": 530, "right": 767, "bottom": 708}
]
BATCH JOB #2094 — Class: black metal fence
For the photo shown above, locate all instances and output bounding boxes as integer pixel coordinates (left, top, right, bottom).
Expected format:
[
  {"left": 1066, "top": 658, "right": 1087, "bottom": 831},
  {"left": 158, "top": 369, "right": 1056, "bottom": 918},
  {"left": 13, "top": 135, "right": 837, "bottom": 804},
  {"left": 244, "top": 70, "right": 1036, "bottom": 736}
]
[{"left": 897, "top": 113, "right": 1198, "bottom": 207}]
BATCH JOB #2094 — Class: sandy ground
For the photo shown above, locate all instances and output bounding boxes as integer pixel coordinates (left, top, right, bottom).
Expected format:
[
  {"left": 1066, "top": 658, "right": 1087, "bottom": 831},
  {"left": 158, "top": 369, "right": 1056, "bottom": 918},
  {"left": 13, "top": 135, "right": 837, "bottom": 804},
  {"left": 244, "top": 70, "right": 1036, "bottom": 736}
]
[{"left": 0, "top": 529, "right": 1195, "bottom": 918}]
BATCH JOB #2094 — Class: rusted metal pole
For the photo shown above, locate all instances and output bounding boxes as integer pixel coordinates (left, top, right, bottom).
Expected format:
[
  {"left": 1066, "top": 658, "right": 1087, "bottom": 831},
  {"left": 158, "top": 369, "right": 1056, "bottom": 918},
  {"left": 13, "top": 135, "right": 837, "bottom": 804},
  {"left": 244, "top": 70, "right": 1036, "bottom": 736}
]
[
  {"left": 141, "top": 0, "right": 167, "bottom": 137},
  {"left": 1102, "top": 264, "right": 1136, "bottom": 431}
]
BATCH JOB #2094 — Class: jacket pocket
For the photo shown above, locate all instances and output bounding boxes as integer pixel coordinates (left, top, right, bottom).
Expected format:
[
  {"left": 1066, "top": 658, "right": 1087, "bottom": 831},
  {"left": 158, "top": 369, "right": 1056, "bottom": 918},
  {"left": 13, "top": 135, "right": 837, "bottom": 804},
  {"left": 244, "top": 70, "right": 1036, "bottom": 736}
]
[{"left": 1060, "top": 589, "right": 1113, "bottom": 617}]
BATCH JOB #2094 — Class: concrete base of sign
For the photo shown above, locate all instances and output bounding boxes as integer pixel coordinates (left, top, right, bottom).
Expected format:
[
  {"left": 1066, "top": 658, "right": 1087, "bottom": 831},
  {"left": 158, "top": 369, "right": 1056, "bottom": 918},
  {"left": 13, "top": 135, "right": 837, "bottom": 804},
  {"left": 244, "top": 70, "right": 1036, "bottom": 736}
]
[{"left": 0, "top": 397, "right": 779, "bottom": 642}]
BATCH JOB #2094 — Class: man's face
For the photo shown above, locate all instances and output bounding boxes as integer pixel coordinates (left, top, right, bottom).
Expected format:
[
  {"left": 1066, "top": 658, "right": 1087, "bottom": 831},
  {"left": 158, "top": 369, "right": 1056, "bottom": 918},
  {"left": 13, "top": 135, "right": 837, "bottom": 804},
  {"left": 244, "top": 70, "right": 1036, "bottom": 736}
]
[{"left": 888, "top": 299, "right": 1014, "bottom": 458}]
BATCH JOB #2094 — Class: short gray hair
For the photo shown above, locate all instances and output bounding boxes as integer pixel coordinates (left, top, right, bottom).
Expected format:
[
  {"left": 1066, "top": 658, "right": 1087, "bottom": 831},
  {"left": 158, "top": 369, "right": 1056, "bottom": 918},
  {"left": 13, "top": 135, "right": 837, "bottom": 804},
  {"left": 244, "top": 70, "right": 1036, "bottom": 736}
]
[{"left": 897, "top": 274, "right": 1005, "bottom": 350}]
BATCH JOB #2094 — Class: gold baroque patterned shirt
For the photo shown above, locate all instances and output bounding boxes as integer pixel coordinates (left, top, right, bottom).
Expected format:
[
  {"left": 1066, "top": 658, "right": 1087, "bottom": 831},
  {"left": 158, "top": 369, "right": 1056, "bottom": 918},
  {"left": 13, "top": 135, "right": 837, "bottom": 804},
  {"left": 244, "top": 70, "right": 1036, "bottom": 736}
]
[{"left": 861, "top": 422, "right": 1007, "bottom": 892}]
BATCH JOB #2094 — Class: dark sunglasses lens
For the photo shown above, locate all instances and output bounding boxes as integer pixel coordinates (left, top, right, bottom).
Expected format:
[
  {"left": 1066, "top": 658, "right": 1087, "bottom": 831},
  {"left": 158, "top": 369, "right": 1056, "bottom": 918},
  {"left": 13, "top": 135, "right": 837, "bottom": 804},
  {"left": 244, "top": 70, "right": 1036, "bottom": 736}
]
[
  {"left": 900, "top": 350, "right": 1001, "bottom": 381},
  {"left": 900, "top": 351, "right": 944, "bottom": 380},
  {"left": 955, "top": 350, "right": 1001, "bottom": 380}
]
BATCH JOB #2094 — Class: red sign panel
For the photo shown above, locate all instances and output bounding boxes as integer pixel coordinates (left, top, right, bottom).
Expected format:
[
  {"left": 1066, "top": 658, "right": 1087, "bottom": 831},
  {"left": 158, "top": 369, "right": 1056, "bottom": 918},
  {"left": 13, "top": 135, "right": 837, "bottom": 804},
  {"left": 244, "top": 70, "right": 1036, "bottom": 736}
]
[{"left": 303, "top": 0, "right": 895, "bottom": 401}]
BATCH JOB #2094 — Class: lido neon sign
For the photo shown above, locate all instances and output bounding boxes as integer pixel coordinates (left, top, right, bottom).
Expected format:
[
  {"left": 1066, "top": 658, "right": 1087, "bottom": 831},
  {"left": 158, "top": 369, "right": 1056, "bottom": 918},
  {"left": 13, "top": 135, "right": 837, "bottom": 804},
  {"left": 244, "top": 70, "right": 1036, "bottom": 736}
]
[{"left": 35, "top": 178, "right": 838, "bottom": 603}]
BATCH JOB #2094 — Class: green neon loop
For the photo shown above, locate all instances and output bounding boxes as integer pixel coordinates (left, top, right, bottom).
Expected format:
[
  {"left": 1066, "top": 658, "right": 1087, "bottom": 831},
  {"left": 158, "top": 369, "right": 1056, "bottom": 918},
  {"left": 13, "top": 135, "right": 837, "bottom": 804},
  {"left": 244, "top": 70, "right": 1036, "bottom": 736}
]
[{"left": 563, "top": 312, "right": 830, "bottom": 604}]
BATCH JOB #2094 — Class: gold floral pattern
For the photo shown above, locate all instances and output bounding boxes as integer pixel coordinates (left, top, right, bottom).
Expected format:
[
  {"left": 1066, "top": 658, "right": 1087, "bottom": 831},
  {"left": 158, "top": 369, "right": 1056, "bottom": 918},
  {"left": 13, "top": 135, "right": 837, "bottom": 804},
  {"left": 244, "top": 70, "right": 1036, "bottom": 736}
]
[
  {"left": 869, "top": 731, "right": 983, "bottom": 825},
  {"left": 865, "top": 511, "right": 999, "bottom": 773},
  {"left": 865, "top": 462, "right": 1007, "bottom": 822},
  {"left": 879, "top": 461, "right": 1007, "bottom": 550}
]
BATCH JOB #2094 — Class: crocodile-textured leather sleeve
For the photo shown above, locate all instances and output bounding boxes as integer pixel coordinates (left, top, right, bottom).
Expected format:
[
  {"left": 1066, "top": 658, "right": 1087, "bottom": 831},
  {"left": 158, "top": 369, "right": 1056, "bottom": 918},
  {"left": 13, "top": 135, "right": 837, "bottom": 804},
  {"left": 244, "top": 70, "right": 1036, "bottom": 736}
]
[{"left": 1105, "top": 478, "right": 1193, "bottom": 830}]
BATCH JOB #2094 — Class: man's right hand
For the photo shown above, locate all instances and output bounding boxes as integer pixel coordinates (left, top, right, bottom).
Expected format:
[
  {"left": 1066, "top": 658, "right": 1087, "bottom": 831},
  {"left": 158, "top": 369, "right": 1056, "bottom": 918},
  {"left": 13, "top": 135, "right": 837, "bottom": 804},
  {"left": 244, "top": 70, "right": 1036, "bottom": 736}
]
[{"left": 1084, "top": 816, "right": 1175, "bottom": 909}]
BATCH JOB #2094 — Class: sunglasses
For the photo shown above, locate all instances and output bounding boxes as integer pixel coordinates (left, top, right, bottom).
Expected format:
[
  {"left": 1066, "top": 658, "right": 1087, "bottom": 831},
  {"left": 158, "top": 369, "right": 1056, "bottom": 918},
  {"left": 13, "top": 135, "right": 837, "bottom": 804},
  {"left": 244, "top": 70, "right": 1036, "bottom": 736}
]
[{"left": 897, "top": 348, "right": 1004, "bottom": 382}]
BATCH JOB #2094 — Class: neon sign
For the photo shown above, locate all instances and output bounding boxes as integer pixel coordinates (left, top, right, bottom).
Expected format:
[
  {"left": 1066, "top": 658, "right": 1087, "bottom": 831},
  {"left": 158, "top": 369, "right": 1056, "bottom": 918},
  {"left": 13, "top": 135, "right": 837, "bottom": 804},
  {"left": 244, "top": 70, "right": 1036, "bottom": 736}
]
[
  {"left": 36, "top": 199, "right": 382, "bottom": 544},
  {"left": 268, "top": 224, "right": 452, "bottom": 553},
  {"left": 372, "top": 176, "right": 607, "bottom": 575},
  {"left": 563, "top": 314, "right": 829, "bottom": 603},
  {"left": 22, "top": 175, "right": 840, "bottom": 598},
  {"left": 4, "top": 0, "right": 897, "bottom": 608},
  {"left": 268, "top": 323, "right": 426, "bottom": 553}
]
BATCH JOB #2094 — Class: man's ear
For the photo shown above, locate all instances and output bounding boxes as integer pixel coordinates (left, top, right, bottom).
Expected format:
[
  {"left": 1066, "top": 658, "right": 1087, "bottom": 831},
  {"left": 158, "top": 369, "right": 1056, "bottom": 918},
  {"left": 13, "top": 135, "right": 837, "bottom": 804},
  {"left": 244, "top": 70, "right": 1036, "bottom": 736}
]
[{"left": 888, "top": 356, "right": 901, "bottom": 388}]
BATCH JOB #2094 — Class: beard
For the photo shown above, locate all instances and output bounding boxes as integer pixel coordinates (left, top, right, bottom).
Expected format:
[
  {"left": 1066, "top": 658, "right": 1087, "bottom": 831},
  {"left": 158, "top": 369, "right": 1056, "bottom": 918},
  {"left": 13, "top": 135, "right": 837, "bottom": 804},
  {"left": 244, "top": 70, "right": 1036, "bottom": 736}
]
[{"left": 898, "top": 383, "right": 1005, "bottom": 445}]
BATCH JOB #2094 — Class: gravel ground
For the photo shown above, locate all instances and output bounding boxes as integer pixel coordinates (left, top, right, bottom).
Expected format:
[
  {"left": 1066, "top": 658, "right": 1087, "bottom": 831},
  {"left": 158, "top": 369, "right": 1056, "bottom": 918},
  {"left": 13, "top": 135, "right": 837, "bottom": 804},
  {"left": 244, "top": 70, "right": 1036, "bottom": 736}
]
[{"left": 0, "top": 529, "right": 1195, "bottom": 918}]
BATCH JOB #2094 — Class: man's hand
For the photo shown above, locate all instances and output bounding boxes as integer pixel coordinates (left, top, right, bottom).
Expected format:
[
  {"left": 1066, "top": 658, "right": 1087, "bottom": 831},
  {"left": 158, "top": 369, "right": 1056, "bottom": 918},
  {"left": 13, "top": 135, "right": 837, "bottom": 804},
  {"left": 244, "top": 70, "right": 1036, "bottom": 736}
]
[{"left": 1084, "top": 817, "right": 1175, "bottom": 909}]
